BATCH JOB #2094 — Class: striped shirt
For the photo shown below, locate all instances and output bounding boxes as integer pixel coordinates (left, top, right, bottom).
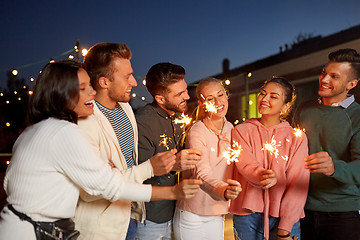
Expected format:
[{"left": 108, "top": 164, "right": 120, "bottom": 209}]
[{"left": 95, "top": 101, "right": 135, "bottom": 168}]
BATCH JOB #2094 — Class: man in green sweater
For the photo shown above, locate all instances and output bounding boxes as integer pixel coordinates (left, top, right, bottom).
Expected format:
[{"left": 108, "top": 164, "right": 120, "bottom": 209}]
[{"left": 294, "top": 48, "right": 360, "bottom": 240}]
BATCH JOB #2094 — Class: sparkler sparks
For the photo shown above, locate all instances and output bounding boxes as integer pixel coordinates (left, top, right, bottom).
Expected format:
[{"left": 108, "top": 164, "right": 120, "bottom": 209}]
[
  {"left": 200, "top": 94, "right": 218, "bottom": 114},
  {"left": 262, "top": 135, "right": 281, "bottom": 158},
  {"left": 204, "top": 101, "right": 217, "bottom": 113},
  {"left": 159, "top": 134, "right": 172, "bottom": 150},
  {"left": 223, "top": 141, "right": 243, "bottom": 165},
  {"left": 173, "top": 113, "right": 192, "bottom": 128},
  {"left": 293, "top": 127, "right": 305, "bottom": 137}
]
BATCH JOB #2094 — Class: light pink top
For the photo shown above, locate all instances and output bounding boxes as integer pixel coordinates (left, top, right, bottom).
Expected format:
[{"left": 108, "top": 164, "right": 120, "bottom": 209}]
[
  {"left": 177, "top": 120, "right": 234, "bottom": 216},
  {"left": 230, "top": 118, "right": 309, "bottom": 232}
]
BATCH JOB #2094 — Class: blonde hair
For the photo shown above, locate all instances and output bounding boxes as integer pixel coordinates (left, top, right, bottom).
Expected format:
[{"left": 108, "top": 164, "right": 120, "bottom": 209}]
[{"left": 195, "top": 78, "right": 228, "bottom": 121}]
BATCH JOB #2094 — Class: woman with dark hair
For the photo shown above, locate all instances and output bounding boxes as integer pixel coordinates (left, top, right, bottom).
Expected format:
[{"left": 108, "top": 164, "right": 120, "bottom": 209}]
[
  {"left": 0, "top": 61, "right": 201, "bottom": 240},
  {"left": 230, "top": 77, "right": 309, "bottom": 240}
]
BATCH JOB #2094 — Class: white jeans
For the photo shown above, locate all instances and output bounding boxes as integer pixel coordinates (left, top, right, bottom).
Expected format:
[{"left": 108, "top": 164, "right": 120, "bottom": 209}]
[{"left": 173, "top": 207, "right": 224, "bottom": 240}]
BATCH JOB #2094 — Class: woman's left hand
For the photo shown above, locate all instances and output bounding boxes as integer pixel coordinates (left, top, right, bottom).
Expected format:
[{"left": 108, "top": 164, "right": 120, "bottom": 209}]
[
  {"left": 260, "top": 169, "right": 277, "bottom": 189},
  {"left": 224, "top": 179, "right": 242, "bottom": 200}
]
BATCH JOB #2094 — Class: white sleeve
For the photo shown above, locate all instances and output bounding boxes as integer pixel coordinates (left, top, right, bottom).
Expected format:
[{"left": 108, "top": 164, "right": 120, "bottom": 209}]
[{"left": 52, "top": 124, "right": 152, "bottom": 202}]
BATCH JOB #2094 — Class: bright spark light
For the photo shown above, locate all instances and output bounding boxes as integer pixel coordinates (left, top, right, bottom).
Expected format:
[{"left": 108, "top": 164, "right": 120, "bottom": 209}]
[
  {"left": 200, "top": 94, "right": 218, "bottom": 114},
  {"left": 223, "top": 141, "right": 243, "bottom": 165},
  {"left": 262, "top": 135, "right": 281, "bottom": 158},
  {"left": 293, "top": 127, "right": 305, "bottom": 137},
  {"left": 281, "top": 155, "right": 289, "bottom": 161},
  {"left": 159, "top": 134, "right": 172, "bottom": 150},
  {"left": 173, "top": 113, "right": 192, "bottom": 128}
]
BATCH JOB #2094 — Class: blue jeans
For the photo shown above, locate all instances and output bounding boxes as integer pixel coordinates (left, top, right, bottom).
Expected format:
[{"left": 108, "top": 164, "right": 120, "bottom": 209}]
[
  {"left": 233, "top": 213, "right": 300, "bottom": 240},
  {"left": 126, "top": 218, "right": 138, "bottom": 240},
  {"left": 135, "top": 219, "right": 172, "bottom": 240}
]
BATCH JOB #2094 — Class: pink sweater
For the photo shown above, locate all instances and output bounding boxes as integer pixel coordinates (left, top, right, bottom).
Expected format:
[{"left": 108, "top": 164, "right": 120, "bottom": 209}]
[
  {"left": 177, "top": 120, "right": 234, "bottom": 216},
  {"left": 230, "top": 118, "right": 309, "bottom": 232}
]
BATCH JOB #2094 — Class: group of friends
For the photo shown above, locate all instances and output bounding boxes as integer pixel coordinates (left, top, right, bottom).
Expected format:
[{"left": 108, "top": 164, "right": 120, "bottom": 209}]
[{"left": 0, "top": 43, "right": 359, "bottom": 240}]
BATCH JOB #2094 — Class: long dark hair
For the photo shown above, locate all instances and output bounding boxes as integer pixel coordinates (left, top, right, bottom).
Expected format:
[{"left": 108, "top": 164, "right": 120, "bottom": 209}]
[{"left": 28, "top": 60, "right": 83, "bottom": 125}]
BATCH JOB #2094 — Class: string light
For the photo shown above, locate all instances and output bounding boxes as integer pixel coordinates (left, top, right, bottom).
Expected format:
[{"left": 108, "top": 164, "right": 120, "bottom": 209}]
[
  {"left": 6, "top": 122, "right": 10, "bottom": 127},
  {"left": 142, "top": 79, "right": 146, "bottom": 85},
  {"left": 82, "top": 49, "right": 88, "bottom": 56},
  {"left": 12, "top": 69, "right": 18, "bottom": 75},
  {"left": 132, "top": 93, "right": 137, "bottom": 98},
  {"left": 28, "top": 91, "right": 33, "bottom": 95},
  {"left": 224, "top": 79, "right": 231, "bottom": 85}
]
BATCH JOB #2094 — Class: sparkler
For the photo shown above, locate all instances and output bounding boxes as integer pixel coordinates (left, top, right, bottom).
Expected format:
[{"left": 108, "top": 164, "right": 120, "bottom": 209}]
[
  {"left": 200, "top": 94, "right": 218, "bottom": 114},
  {"left": 223, "top": 141, "right": 243, "bottom": 165},
  {"left": 262, "top": 135, "right": 281, "bottom": 158},
  {"left": 159, "top": 134, "right": 172, "bottom": 150},
  {"left": 293, "top": 127, "right": 305, "bottom": 137},
  {"left": 173, "top": 113, "right": 192, "bottom": 128}
]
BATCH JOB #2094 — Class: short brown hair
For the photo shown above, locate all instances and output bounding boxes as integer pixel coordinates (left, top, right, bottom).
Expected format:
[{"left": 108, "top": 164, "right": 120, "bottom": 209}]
[
  {"left": 145, "top": 62, "right": 185, "bottom": 97},
  {"left": 84, "top": 42, "right": 132, "bottom": 90},
  {"left": 329, "top": 48, "right": 360, "bottom": 80}
]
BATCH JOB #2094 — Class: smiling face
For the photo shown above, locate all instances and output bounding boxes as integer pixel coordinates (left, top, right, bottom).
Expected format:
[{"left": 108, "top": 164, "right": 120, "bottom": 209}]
[
  {"left": 318, "top": 61, "right": 358, "bottom": 105},
  {"left": 257, "top": 82, "right": 289, "bottom": 118},
  {"left": 107, "top": 57, "right": 137, "bottom": 104},
  {"left": 161, "top": 79, "right": 190, "bottom": 114},
  {"left": 199, "top": 81, "right": 228, "bottom": 120},
  {"left": 73, "top": 68, "right": 96, "bottom": 118}
]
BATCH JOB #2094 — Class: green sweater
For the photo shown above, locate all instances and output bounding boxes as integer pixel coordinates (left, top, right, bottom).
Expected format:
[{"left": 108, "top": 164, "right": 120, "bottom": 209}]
[{"left": 294, "top": 100, "right": 360, "bottom": 212}]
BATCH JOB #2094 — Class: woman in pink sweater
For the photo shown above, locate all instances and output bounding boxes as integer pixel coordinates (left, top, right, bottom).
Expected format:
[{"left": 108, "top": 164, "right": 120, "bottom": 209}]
[
  {"left": 173, "top": 78, "right": 242, "bottom": 240},
  {"left": 230, "top": 77, "right": 309, "bottom": 240}
]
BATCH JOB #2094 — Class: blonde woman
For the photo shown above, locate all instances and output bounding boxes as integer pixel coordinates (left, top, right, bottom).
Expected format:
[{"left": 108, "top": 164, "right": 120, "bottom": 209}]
[{"left": 173, "top": 78, "right": 241, "bottom": 240}]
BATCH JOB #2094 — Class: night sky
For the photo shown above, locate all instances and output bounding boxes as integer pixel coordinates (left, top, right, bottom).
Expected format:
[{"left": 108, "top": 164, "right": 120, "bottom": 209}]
[{"left": 1, "top": 0, "right": 360, "bottom": 106}]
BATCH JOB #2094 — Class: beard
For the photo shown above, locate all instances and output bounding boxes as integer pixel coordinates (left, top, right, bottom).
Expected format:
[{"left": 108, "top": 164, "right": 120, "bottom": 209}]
[{"left": 163, "top": 98, "right": 187, "bottom": 113}]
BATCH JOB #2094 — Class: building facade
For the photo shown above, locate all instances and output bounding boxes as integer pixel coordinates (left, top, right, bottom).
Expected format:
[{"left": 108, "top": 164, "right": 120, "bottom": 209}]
[{"left": 187, "top": 24, "right": 360, "bottom": 125}]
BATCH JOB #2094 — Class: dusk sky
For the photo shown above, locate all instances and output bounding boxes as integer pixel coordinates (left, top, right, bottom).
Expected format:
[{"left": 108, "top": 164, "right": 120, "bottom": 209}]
[{"left": 1, "top": 0, "right": 360, "bottom": 106}]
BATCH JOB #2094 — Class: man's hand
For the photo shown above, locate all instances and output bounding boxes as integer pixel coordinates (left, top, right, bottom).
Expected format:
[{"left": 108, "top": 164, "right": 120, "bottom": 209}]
[
  {"left": 260, "top": 169, "right": 277, "bottom": 189},
  {"left": 304, "top": 151, "right": 335, "bottom": 176},
  {"left": 224, "top": 179, "right": 242, "bottom": 200},
  {"left": 172, "top": 149, "right": 202, "bottom": 171},
  {"left": 172, "top": 179, "right": 202, "bottom": 200},
  {"left": 150, "top": 149, "right": 177, "bottom": 176}
]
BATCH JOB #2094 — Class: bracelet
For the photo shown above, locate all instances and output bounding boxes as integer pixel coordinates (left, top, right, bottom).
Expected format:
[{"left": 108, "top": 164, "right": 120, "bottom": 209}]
[{"left": 277, "top": 233, "right": 291, "bottom": 238}]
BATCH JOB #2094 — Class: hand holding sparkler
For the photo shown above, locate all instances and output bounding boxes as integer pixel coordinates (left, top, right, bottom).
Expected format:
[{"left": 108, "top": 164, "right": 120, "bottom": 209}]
[
  {"left": 260, "top": 169, "right": 277, "bottom": 189},
  {"left": 150, "top": 149, "right": 177, "bottom": 176},
  {"left": 224, "top": 179, "right": 242, "bottom": 200},
  {"left": 172, "top": 149, "right": 202, "bottom": 171},
  {"left": 304, "top": 151, "right": 335, "bottom": 176},
  {"left": 172, "top": 179, "right": 202, "bottom": 200}
]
